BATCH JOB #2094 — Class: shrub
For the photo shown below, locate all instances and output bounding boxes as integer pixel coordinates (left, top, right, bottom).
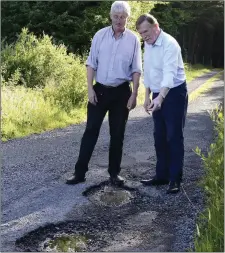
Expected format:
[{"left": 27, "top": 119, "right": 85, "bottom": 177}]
[
  {"left": 194, "top": 107, "right": 224, "bottom": 252},
  {"left": 1, "top": 28, "right": 87, "bottom": 111}
]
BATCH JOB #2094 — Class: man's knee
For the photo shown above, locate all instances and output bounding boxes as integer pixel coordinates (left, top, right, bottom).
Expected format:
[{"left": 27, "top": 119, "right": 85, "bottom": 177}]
[
  {"left": 85, "top": 123, "right": 101, "bottom": 136},
  {"left": 154, "top": 130, "right": 166, "bottom": 149}
]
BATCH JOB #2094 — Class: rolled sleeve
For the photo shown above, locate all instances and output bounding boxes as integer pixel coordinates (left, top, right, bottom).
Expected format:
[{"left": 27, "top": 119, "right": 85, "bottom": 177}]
[
  {"left": 131, "top": 38, "right": 142, "bottom": 74},
  {"left": 161, "top": 42, "right": 179, "bottom": 89},
  {"left": 86, "top": 34, "right": 99, "bottom": 71}
]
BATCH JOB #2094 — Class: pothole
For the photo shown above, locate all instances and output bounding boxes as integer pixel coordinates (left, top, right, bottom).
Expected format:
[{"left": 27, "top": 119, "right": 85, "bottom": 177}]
[
  {"left": 15, "top": 221, "right": 109, "bottom": 252},
  {"left": 82, "top": 181, "right": 138, "bottom": 208},
  {"left": 41, "top": 233, "right": 88, "bottom": 252},
  {"left": 87, "top": 185, "right": 133, "bottom": 207},
  {"left": 16, "top": 183, "right": 165, "bottom": 252}
]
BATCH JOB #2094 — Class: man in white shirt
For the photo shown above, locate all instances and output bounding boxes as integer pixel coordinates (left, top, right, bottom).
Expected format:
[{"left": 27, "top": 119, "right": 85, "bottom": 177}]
[
  {"left": 136, "top": 13, "right": 188, "bottom": 194},
  {"left": 66, "top": 1, "right": 142, "bottom": 186}
]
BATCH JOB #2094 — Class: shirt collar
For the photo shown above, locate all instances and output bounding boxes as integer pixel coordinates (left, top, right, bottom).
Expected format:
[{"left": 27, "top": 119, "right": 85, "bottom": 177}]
[
  {"left": 110, "top": 26, "right": 126, "bottom": 38},
  {"left": 153, "top": 29, "right": 163, "bottom": 46}
]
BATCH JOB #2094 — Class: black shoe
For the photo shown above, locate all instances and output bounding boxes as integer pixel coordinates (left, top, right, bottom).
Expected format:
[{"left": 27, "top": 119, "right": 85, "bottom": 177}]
[
  {"left": 66, "top": 175, "right": 86, "bottom": 185},
  {"left": 166, "top": 181, "right": 180, "bottom": 194},
  {"left": 141, "top": 177, "right": 169, "bottom": 186},
  {"left": 110, "top": 175, "right": 125, "bottom": 186}
]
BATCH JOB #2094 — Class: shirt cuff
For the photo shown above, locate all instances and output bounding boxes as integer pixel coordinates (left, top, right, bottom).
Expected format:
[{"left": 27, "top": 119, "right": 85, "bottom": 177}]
[
  {"left": 86, "top": 62, "right": 97, "bottom": 71},
  {"left": 131, "top": 69, "right": 142, "bottom": 74}
]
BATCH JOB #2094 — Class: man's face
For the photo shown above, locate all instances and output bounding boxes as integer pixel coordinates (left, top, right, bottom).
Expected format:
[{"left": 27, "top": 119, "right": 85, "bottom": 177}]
[
  {"left": 110, "top": 12, "right": 128, "bottom": 32},
  {"left": 137, "top": 20, "right": 158, "bottom": 44}
]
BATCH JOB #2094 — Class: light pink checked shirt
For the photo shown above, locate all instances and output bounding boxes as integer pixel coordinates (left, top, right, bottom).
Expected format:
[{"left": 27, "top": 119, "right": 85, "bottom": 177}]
[{"left": 86, "top": 26, "right": 142, "bottom": 87}]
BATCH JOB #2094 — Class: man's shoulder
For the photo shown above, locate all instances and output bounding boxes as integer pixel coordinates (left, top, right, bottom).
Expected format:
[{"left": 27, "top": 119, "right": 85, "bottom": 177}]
[
  {"left": 94, "top": 26, "right": 111, "bottom": 38},
  {"left": 125, "top": 28, "right": 140, "bottom": 39},
  {"left": 162, "top": 31, "right": 180, "bottom": 48}
]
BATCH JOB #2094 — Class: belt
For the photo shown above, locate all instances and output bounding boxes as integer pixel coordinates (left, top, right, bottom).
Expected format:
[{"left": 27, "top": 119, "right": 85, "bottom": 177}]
[{"left": 96, "top": 81, "right": 129, "bottom": 88}]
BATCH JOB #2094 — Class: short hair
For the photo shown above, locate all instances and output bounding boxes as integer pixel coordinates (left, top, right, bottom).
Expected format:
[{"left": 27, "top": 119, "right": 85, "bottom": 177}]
[
  {"left": 136, "top": 13, "right": 158, "bottom": 29},
  {"left": 110, "top": 1, "right": 131, "bottom": 17}
]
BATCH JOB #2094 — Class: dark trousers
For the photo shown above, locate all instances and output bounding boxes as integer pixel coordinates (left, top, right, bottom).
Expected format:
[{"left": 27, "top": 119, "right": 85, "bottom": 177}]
[
  {"left": 152, "top": 82, "right": 188, "bottom": 182},
  {"left": 74, "top": 82, "right": 131, "bottom": 178}
]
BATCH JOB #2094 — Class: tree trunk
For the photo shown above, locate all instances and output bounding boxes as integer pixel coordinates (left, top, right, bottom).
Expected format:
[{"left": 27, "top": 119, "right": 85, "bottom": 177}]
[{"left": 189, "top": 22, "right": 199, "bottom": 64}]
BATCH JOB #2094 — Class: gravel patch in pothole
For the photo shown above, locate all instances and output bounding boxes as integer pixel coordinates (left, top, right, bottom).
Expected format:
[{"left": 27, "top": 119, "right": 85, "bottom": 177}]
[{"left": 88, "top": 185, "right": 133, "bottom": 207}]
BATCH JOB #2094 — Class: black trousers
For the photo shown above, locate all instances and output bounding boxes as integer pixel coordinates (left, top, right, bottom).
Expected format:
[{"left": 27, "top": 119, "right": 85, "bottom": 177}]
[
  {"left": 152, "top": 82, "right": 188, "bottom": 182},
  {"left": 74, "top": 82, "right": 131, "bottom": 178}
]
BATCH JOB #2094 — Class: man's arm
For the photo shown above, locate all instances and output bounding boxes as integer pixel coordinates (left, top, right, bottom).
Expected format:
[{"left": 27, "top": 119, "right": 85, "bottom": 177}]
[
  {"left": 158, "top": 87, "right": 170, "bottom": 100},
  {"left": 132, "top": 72, "right": 141, "bottom": 95},
  {"left": 87, "top": 66, "right": 95, "bottom": 89},
  {"left": 145, "top": 87, "right": 151, "bottom": 98},
  {"left": 131, "top": 38, "right": 142, "bottom": 94},
  {"left": 143, "top": 87, "right": 151, "bottom": 114},
  {"left": 86, "top": 34, "right": 99, "bottom": 105},
  {"left": 127, "top": 38, "right": 142, "bottom": 110},
  {"left": 149, "top": 42, "right": 179, "bottom": 112},
  {"left": 159, "top": 41, "right": 180, "bottom": 99},
  {"left": 86, "top": 33, "right": 99, "bottom": 72}
]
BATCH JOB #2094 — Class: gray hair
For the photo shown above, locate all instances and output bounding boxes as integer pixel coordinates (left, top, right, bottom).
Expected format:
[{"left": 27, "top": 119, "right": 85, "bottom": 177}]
[{"left": 110, "top": 1, "right": 131, "bottom": 17}]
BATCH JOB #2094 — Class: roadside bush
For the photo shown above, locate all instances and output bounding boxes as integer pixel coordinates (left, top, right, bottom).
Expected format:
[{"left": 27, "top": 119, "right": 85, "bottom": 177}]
[
  {"left": 194, "top": 107, "right": 224, "bottom": 252},
  {"left": 1, "top": 28, "right": 87, "bottom": 111}
]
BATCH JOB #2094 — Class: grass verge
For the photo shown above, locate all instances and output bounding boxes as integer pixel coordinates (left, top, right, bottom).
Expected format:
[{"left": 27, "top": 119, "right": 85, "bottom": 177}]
[
  {"left": 194, "top": 106, "right": 224, "bottom": 252},
  {"left": 1, "top": 85, "right": 86, "bottom": 141},
  {"left": 189, "top": 71, "right": 224, "bottom": 102}
]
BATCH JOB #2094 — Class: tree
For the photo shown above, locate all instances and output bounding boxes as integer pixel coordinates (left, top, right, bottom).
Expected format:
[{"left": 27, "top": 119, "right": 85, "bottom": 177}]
[
  {"left": 151, "top": 1, "right": 224, "bottom": 66},
  {"left": 1, "top": 1, "right": 155, "bottom": 55}
]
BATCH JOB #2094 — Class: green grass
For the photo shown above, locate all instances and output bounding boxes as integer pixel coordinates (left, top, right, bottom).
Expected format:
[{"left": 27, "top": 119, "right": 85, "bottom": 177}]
[
  {"left": 1, "top": 64, "right": 216, "bottom": 141},
  {"left": 1, "top": 85, "right": 86, "bottom": 141},
  {"left": 189, "top": 71, "right": 224, "bottom": 102},
  {"left": 194, "top": 107, "right": 224, "bottom": 252},
  {"left": 185, "top": 63, "right": 212, "bottom": 83}
]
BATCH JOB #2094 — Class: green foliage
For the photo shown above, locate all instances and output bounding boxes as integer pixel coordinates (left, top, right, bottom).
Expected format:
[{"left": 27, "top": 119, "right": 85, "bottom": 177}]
[
  {"left": 194, "top": 107, "right": 224, "bottom": 252},
  {"left": 184, "top": 63, "right": 212, "bottom": 83},
  {"left": 1, "top": 1, "right": 112, "bottom": 55},
  {"left": 1, "top": 29, "right": 87, "bottom": 112},
  {"left": 1, "top": 84, "right": 87, "bottom": 141},
  {"left": 1, "top": 1, "right": 156, "bottom": 54},
  {"left": 128, "top": 1, "right": 155, "bottom": 31},
  {"left": 1, "top": 29, "right": 89, "bottom": 141},
  {"left": 2, "top": 1, "right": 223, "bottom": 66},
  {"left": 150, "top": 1, "right": 224, "bottom": 66}
]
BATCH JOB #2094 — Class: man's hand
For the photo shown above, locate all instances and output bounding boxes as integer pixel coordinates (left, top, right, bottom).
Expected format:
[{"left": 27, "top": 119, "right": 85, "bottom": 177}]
[
  {"left": 148, "top": 94, "right": 163, "bottom": 113},
  {"left": 144, "top": 97, "right": 151, "bottom": 114},
  {"left": 88, "top": 87, "right": 98, "bottom": 105},
  {"left": 127, "top": 93, "right": 137, "bottom": 111}
]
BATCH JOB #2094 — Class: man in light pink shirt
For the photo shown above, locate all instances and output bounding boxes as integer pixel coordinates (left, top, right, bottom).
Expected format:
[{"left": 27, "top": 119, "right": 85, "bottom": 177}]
[{"left": 66, "top": 1, "right": 142, "bottom": 186}]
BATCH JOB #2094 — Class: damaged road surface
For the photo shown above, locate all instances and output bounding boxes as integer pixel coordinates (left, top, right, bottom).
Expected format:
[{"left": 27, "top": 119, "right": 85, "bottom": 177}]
[
  {"left": 1, "top": 74, "right": 224, "bottom": 252},
  {"left": 15, "top": 183, "right": 173, "bottom": 252}
]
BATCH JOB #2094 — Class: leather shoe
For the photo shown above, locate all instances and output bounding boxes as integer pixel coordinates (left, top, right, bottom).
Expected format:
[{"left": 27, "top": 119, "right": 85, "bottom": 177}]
[
  {"left": 166, "top": 181, "right": 180, "bottom": 194},
  {"left": 141, "top": 177, "right": 169, "bottom": 186},
  {"left": 110, "top": 175, "right": 125, "bottom": 186},
  {"left": 66, "top": 175, "right": 86, "bottom": 185}
]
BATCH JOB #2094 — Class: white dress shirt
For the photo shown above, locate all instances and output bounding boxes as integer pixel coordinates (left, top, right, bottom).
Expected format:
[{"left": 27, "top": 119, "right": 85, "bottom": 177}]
[
  {"left": 86, "top": 26, "right": 142, "bottom": 87},
  {"left": 143, "top": 30, "right": 186, "bottom": 93}
]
